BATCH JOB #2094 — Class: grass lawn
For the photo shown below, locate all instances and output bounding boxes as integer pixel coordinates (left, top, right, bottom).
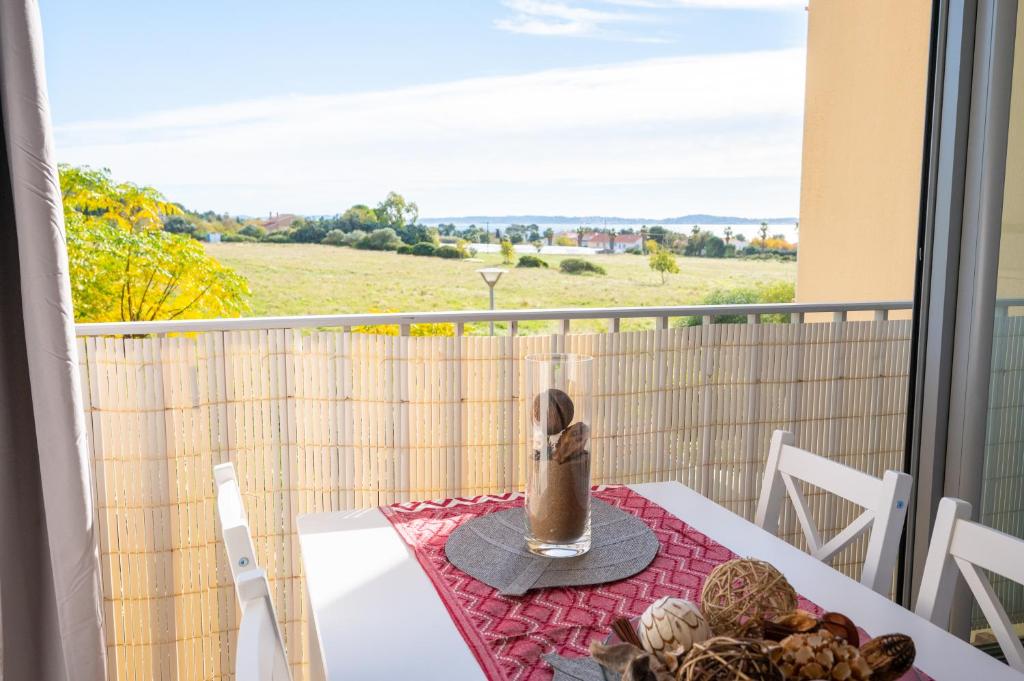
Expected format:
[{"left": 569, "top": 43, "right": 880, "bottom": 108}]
[{"left": 207, "top": 243, "right": 796, "bottom": 334}]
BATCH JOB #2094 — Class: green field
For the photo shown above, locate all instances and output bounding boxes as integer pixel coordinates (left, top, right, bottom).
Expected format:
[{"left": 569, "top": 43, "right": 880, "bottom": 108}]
[{"left": 207, "top": 243, "right": 796, "bottom": 334}]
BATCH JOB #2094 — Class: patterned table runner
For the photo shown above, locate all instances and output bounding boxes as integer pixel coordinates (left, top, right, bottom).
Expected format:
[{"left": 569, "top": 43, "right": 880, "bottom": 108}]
[{"left": 381, "top": 486, "right": 923, "bottom": 680}]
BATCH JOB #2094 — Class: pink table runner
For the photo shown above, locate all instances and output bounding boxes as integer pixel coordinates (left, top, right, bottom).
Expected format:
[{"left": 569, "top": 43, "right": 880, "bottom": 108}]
[{"left": 381, "top": 486, "right": 923, "bottom": 680}]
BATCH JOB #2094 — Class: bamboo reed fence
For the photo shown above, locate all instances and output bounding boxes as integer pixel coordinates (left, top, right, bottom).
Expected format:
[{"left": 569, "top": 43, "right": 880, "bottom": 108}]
[
  {"left": 76, "top": 308, "right": 913, "bottom": 681},
  {"left": 977, "top": 313, "right": 1024, "bottom": 629}
]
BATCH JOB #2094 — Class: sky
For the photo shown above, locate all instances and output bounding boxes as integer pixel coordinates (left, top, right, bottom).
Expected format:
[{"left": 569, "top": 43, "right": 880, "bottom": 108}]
[{"left": 40, "top": 0, "right": 808, "bottom": 219}]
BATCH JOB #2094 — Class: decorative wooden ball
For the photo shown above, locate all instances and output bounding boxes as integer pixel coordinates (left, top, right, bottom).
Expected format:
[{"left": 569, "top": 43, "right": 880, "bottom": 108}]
[
  {"left": 860, "top": 633, "right": 916, "bottom": 681},
  {"left": 771, "top": 629, "right": 873, "bottom": 681},
  {"left": 699, "top": 558, "right": 798, "bottom": 636},
  {"left": 677, "top": 636, "right": 783, "bottom": 681},
  {"left": 532, "top": 388, "right": 574, "bottom": 435},
  {"left": 637, "top": 597, "right": 712, "bottom": 658}
]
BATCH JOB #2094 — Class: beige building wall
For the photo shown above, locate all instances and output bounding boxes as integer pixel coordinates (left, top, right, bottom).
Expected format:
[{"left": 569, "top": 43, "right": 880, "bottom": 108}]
[
  {"left": 795, "top": 0, "right": 933, "bottom": 311},
  {"left": 995, "top": 7, "right": 1024, "bottom": 302}
]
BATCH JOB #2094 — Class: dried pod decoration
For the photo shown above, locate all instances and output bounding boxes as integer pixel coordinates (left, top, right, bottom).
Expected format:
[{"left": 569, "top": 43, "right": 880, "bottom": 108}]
[
  {"left": 700, "top": 558, "right": 798, "bottom": 637},
  {"left": 554, "top": 421, "right": 590, "bottom": 463},
  {"left": 820, "top": 612, "right": 861, "bottom": 646},
  {"left": 677, "top": 636, "right": 783, "bottom": 681},
  {"left": 533, "top": 388, "right": 574, "bottom": 436},
  {"left": 860, "top": 634, "right": 915, "bottom": 681},
  {"left": 771, "top": 629, "right": 872, "bottom": 681},
  {"left": 589, "top": 641, "right": 675, "bottom": 681},
  {"left": 762, "top": 610, "right": 819, "bottom": 642}
]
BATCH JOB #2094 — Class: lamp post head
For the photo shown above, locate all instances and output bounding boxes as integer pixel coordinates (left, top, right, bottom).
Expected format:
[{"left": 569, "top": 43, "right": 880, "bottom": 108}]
[{"left": 476, "top": 268, "right": 506, "bottom": 287}]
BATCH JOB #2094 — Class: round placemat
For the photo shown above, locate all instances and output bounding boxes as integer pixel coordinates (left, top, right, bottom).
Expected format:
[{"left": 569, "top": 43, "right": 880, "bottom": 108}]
[{"left": 445, "top": 499, "right": 659, "bottom": 596}]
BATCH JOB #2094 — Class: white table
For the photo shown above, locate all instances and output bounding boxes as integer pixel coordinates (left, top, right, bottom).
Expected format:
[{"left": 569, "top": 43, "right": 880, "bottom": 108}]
[{"left": 298, "top": 482, "right": 1022, "bottom": 680}]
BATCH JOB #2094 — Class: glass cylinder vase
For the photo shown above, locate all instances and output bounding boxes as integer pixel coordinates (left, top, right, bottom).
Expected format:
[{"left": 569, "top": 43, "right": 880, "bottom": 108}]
[{"left": 524, "top": 353, "right": 594, "bottom": 557}]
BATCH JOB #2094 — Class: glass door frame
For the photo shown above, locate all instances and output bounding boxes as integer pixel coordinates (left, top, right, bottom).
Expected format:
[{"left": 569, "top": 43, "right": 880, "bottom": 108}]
[{"left": 908, "top": 0, "right": 1019, "bottom": 635}]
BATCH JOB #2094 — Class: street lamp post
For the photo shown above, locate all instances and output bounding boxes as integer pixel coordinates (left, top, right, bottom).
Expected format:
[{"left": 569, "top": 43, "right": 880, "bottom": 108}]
[{"left": 476, "top": 267, "right": 506, "bottom": 336}]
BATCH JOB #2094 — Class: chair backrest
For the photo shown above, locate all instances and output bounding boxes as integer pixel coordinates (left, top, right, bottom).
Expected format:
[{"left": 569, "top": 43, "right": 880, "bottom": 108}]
[
  {"left": 235, "top": 569, "right": 292, "bottom": 681},
  {"left": 915, "top": 497, "right": 1024, "bottom": 672},
  {"left": 214, "top": 463, "right": 292, "bottom": 681},
  {"left": 754, "top": 430, "right": 912, "bottom": 595}
]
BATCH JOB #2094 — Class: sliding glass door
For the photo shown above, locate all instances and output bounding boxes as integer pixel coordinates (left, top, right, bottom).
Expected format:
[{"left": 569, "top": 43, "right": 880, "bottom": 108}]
[{"left": 975, "top": 2, "right": 1024, "bottom": 646}]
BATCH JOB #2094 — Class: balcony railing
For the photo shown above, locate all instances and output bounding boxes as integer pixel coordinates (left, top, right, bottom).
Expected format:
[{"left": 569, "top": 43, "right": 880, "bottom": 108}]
[{"left": 76, "top": 301, "right": 915, "bottom": 681}]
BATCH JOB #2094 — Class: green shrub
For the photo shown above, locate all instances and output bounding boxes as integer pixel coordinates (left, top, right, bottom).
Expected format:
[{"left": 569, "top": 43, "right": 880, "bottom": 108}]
[
  {"left": 396, "top": 245, "right": 413, "bottom": 255},
  {"left": 625, "top": 247, "right": 643, "bottom": 255},
  {"left": 239, "top": 224, "right": 267, "bottom": 240},
  {"left": 164, "top": 215, "right": 196, "bottom": 234},
  {"left": 356, "top": 228, "right": 402, "bottom": 251},
  {"left": 262, "top": 230, "right": 293, "bottom": 243},
  {"left": 435, "top": 245, "right": 462, "bottom": 259},
  {"left": 291, "top": 221, "right": 329, "bottom": 243},
  {"left": 675, "top": 282, "right": 796, "bottom": 326},
  {"left": 559, "top": 258, "right": 606, "bottom": 275},
  {"left": 221, "top": 232, "right": 256, "bottom": 243},
  {"left": 411, "top": 242, "right": 437, "bottom": 256},
  {"left": 516, "top": 255, "right": 549, "bottom": 268},
  {"left": 192, "top": 229, "right": 210, "bottom": 241},
  {"left": 321, "top": 229, "right": 347, "bottom": 246}
]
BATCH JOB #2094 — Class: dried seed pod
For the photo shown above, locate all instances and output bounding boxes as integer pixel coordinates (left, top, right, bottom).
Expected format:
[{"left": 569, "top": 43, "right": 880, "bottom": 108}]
[
  {"left": 762, "top": 610, "right": 820, "bottom": 641},
  {"left": 553, "top": 422, "right": 590, "bottom": 463},
  {"left": 861, "top": 634, "right": 915, "bottom": 681},
  {"left": 820, "top": 612, "right": 860, "bottom": 645},
  {"left": 533, "top": 388, "right": 575, "bottom": 435},
  {"left": 771, "top": 629, "right": 873, "bottom": 681}
]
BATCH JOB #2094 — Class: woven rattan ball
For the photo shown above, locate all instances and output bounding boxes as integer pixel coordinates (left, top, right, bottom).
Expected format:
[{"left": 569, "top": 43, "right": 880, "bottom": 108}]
[
  {"left": 700, "top": 558, "right": 798, "bottom": 636},
  {"left": 677, "top": 636, "right": 783, "bottom": 681}
]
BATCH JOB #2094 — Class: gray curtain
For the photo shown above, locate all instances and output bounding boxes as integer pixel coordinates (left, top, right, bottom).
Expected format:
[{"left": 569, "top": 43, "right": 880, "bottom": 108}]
[{"left": 0, "top": 1, "right": 106, "bottom": 679}]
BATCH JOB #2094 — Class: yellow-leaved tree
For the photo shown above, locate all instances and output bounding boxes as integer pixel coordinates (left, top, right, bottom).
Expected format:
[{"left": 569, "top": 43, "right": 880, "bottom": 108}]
[{"left": 62, "top": 165, "right": 250, "bottom": 322}]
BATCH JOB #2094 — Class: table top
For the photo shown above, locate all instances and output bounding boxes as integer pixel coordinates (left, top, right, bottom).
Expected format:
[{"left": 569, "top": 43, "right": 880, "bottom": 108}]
[{"left": 297, "top": 481, "right": 1021, "bottom": 681}]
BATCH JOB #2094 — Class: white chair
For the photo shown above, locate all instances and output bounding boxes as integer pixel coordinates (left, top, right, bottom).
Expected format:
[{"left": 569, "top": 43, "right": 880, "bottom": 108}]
[
  {"left": 754, "top": 430, "right": 912, "bottom": 595},
  {"left": 214, "top": 463, "right": 292, "bottom": 681},
  {"left": 915, "top": 497, "right": 1024, "bottom": 672}
]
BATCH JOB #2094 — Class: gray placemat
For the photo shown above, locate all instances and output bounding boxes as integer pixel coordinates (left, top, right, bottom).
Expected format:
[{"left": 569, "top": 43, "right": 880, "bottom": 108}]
[
  {"left": 543, "top": 653, "right": 616, "bottom": 681},
  {"left": 444, "top": 499, "right": 659, "bottom": 596}
]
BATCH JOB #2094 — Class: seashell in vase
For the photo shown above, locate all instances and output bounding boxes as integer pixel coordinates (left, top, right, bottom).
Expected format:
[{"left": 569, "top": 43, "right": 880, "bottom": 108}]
[{"left": 637, "top": 597, "right": 711, "bottom": 658}]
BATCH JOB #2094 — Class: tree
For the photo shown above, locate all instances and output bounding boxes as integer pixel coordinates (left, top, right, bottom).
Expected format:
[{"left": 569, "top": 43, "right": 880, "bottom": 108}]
[
  {"left": 723, "top": 226, "right": 733, "bottom": 245},
  {"left": 342, "top": 204, "right": 379, "bottom": 230},
  {"left": 163, "top": 215, "right": 196, "bottom": 235},
  {"left": 531, "top": 239, "right": 544, "bottom": 254},
  {"left": 648, "top": 242, "right": 679, "bottom": 284},
  {"left": 640, "top": 226, "right": 648, "bottom": 254},
  {"left": 759, "top": 221, "right": 769, "bottom": 249},
  {"left": 500, "top": 239, "right": 516, "bottom": 265},
  {"left": 648, "top": 225, "right": 668, "bottom": 246},
  {"left": 543, "top": 228, "right": 554, "bottom": 246},
  {"left": 290, "top": 219, "right": 329, "bottom": 243},
  {"left": 576, "top": 226, "right": 585, "bottom": 247},
  {"left": 735, "top": 233, "right": 747, "bottom": 243},
  {"left": 608, "top": 229, "right": 618, "bottom": 253},
  {"left": 691, "top": 225, "right": 700, "bottom": 239},
  {"left": 62, "top": 165, "right": 249, "bottom": 322},
  {"left": 375, "top": 191, "right": 419, "bottom": 230}
]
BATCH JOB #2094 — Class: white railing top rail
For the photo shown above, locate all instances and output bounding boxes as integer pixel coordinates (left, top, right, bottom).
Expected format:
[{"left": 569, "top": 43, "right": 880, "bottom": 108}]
[{"left": 75, "top": 300, "right": 915, "bottom": 337}]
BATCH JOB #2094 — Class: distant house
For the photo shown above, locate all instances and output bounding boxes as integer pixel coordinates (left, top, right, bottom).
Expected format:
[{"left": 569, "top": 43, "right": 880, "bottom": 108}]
[
  {"left": 582, "top": 232, "right": 644, "bottom": 253},
  {"left": 261, "top": 212, "right": 299, "bottom": 232},
  {"left": 207, "top": 232, "right": 221, "bottom": 244}
]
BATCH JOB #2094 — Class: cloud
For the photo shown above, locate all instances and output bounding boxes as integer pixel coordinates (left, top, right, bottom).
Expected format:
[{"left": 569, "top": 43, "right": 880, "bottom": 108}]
[
  {"left": 55, "top": 48, "right": 806, "bottom": 217},
  {"left": 494, "top": 0, "right": 805, "bottom": 41},
  {"left": 596, "top": 0, "right": 804, "bottom": 8},
  {"left": 494, "top": 0, "right": 659, "bottom": 40}
]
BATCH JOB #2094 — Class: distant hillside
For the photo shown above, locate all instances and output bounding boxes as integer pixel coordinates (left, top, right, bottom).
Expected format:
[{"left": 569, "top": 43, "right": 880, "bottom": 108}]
[{"left": 422, "top": 214, "right": 796, "bottom": 225}]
